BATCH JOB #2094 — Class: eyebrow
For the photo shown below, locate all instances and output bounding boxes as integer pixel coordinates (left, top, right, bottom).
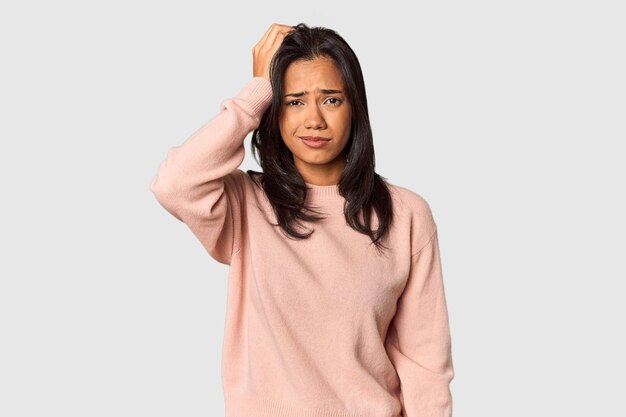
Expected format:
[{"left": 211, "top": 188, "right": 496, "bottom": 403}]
[{"left": 284, "top": 89, "right": 344, "bottom": 98}]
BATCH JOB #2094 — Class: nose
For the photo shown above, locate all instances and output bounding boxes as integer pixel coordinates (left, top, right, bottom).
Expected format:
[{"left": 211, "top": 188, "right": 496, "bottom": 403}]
[{"left": 304, "top": 103, "right": 327, "bottom": 129}]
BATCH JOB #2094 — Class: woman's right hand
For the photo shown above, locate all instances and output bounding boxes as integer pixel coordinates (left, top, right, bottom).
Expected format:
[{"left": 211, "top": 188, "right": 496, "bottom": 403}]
[{"left": 253, "top": 23, "right": 296, "bottom": 81}]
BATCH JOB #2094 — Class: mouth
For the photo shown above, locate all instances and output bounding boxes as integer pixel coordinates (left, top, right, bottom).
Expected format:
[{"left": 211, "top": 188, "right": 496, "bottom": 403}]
[
  {"left": 299, "top": 136, "right": 332, "bottom": 148},
  {"left": 298, "top": 136, "right": 331, "bottom": 141}
]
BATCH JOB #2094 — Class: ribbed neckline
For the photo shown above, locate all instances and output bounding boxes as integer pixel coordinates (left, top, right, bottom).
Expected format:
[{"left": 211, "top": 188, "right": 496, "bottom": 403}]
[{"left": 304, "top": 182, "right": 343, "bottom": 201}]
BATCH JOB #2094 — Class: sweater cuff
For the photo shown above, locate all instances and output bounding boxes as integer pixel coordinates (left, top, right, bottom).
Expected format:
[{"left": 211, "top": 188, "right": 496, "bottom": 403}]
[{"left": 235, "top": 77, "right": 273, "bottom": 116}]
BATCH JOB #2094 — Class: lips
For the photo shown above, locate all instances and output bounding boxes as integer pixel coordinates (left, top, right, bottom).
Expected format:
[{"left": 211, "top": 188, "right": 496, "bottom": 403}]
[
  {"left": 299, "top": 136, "right": 331, "bottom": 149},
  {"left": 298, "top": 136, "right": 330, "bottom": 141}
]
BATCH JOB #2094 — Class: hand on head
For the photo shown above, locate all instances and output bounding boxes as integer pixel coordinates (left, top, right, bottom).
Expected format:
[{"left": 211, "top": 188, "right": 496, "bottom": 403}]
[{"left": 253, "top": 23, "right": 296, "bottom": 81}]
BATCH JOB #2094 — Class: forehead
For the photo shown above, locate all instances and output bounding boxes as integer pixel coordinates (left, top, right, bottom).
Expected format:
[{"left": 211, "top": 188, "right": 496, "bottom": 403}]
[{"left": 282, "top": 57, "right": 345, "bottom": 91}]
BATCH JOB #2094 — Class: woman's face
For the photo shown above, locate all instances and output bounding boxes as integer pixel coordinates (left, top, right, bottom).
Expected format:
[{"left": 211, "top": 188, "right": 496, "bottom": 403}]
[{"left": 278, "top": 56, "right": 352, "bottom": 184}]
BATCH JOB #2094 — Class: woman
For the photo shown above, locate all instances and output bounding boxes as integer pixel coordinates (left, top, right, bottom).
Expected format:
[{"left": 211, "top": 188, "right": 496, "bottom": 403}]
[{"left": 150, "top": 22, "right": 455, "bottom": 417}]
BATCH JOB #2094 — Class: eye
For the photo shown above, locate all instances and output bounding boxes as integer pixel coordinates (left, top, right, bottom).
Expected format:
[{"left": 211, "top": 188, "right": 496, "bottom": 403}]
[{"left": 285, "top": 98, "right": 343, "bottom": 107}]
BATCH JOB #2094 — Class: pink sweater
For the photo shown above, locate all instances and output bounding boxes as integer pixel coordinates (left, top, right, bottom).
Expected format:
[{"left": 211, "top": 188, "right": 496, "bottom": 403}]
[{"left": 150, "top": 77, "right": 455, "bottom": 417}]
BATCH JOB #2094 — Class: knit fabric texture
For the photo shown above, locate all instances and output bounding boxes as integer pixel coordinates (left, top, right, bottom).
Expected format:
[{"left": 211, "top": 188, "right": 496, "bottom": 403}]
[{"left": 150, "top": 77, "right": 455, "bottom": 417}]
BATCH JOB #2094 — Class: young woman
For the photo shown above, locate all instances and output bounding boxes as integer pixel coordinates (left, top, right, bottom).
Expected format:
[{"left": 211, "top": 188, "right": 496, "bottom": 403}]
[{"left": 150, "top": 22, "right": 455, "bottom": 417}]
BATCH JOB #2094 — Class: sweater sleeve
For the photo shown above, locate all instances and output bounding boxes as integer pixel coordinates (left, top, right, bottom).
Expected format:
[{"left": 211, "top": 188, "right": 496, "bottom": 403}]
[
  {"left": 149, "top": 77, "right": 273, "bottom": 265},
  {"left": 385, "top": 229, "right": 455, "bottom": 417}
]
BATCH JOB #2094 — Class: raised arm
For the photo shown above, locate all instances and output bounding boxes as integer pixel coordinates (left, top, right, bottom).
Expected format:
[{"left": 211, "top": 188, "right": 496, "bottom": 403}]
[
  {"left": 150, "top": 24, "right": 295, "bottom": 266},
  {"left": 149, "top": 78, "right": 272, "bottom": 264}
]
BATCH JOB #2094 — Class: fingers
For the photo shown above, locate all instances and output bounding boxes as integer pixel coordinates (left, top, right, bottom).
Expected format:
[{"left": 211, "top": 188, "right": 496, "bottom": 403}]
[
  {"left": 252, "top": 24, "right": 296, "bottom": 79},
  {"left": 256, "top": 24, "right": 274, "bottom": 49},
  {"left": 255, "top": 23, "right": 295, "bottom": 51}
]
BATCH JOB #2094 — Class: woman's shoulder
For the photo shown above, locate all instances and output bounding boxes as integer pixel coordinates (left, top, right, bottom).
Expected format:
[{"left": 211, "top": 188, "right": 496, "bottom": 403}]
[
  {"left": 384, "top": 179, "right": 438, "bottom": 247},
  {"left": 385, "top": 180, "right": 435, "bottom": 221},
  {"left": 237, "top": 170, "right": 277, "bottom": 218}
]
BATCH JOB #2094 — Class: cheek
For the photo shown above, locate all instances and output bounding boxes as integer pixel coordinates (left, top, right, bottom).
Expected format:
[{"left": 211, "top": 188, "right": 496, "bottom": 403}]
[
  {"left": 278, "top": 115, "right": 297, "bottom": 137},
  {"left": 335, "top": 111, "right": 352, "bottom": 136}
]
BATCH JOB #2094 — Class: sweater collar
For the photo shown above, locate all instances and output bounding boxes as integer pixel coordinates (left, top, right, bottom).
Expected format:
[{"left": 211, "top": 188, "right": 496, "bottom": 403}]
[{"left": 304, "top": 182, "right": 343, "bottom": 201}]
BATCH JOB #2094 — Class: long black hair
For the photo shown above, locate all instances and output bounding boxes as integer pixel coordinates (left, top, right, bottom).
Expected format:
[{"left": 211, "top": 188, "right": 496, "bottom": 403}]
[{"left": 246, "top": 23, "right": 394, "bottom": 254}]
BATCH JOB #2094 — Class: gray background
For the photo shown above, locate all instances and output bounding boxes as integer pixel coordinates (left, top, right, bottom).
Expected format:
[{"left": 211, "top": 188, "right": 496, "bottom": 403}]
[{"left": 1, "top": 0, "right": 624, "bottom": 416}]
